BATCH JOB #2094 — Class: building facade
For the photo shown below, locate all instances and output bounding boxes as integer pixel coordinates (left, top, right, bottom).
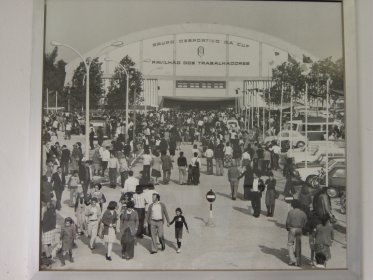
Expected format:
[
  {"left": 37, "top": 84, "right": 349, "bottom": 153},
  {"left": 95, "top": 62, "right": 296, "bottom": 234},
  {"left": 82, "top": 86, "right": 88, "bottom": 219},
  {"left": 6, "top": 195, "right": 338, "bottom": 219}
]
[{"left": 65, "top": 23, "right": 317, "bottom": 109}]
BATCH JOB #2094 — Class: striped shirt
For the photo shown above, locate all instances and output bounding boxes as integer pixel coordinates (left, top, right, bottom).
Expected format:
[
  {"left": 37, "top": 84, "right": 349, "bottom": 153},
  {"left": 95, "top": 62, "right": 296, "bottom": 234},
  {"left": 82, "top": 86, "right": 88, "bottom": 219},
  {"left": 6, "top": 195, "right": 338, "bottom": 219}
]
[{"left": 133, "top": 193, "right": 146, "bottom": 209}]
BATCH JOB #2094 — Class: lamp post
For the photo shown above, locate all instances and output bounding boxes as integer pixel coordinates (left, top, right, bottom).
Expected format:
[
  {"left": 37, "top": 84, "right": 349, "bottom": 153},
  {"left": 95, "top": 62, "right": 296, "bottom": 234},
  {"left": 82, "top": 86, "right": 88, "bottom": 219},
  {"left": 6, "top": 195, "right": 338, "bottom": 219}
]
[{"left": 51, "top": 40, "right": 123, "bottom": 158}]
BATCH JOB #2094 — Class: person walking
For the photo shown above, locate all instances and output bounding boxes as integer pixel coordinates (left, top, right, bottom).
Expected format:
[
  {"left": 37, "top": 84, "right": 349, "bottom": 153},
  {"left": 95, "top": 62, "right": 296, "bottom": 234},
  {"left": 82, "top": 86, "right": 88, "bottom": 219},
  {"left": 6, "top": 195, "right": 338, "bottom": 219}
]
[
  {"left": 51, "top": 166, "right": 66, "bottom": 211},
  {"left": 97, "top": 126, "right": 104, "bottom": 147},
  {"left": 60, "top": 145, "right": 71, "bottom": 176},
  {"left": 145, "top": 193, "right": 170, "bottom": 254},
  {"left": 232, "top": 143, "right": 242, "bottom": 168},
  {"left": 89, "top": 127, "right": 95, "bottom": 150},
  {"left": 205, "top": 147, "right": 214, "bottom": 175},
  {"left": 223, "top": 142, "right": 233, "bottom": 167},
  {"left": 190, "top": 152, "right": 201, "bottom": 185},
  {"left": 151, "top": 151, "right": 162, "bottom": 185},
  {"left": 80, "top": 160, "right": 92, "bottom": 199},
  {"left": 177, "top": 151, "right": 188, "bottom": 185},
  {"left": 120, "top": 200, "right": 139, "bottom": 260},
  {"left": 283, "top": 158, "right": 296, "bottom": 196},
  {"left": 122, "top": 170, "right": 139, "bottom": 194},
  {"left": 92, "top": 145, "right": 102, "bottom": 176},
  {"left": 161, "top": 151, "right": 173, "bottom": 185},
  {"left": 314, "top": 215, "right": 334, "bottom": 267},
  {"left": 141, "top": 149, "right": 153, "bottom": 184},
  {"left": 74, "top": 192, "right": 87, "bottom": 235},
  {"left": 214, "top": 140, "right": 224, "bottom": 176},
  {"left": 108, "top": 152, "right": 119, "bottom": 188},
  {"left": 70, "top": 144, "right": 80, "bottom": 174},
  {"left": 265, "top": 172, "right": 277, "bottom": 217},
  {"left": 118, "top": 152, "right": 130, "bottom": 188},
  {"left": 227, "top": 162, "right": 240, "bottom": 200},
  {"left": 241, "top": 148, "right": 251, "bottom": 168},
  {"left": 101, "top": 201, "right": 118, "bottom": 261},
  {"left": 169, "top": 207, "right": 189, "bottom": 253},
  {"left": 58, "top": 217, "right": 76, "bottom": 266},
  {"left": 41, "top": 202, "right": 56, "bottom": 266},
  {"left": 67, "top": 171, "right": 80, "bottom": 207},
  {"left": 133, "top": 185, "right": 146, "bottom": 238},
  {"left": 85, "top": 197, "right": 102, "bottom": 250},
  {"left": 250, "top": 173, "right": 265, "bottom": 217},
  {"left": 100, "top": 146, "right": 110, "bottom": 177},
  {"left": 238, "top": 164, "right": 254, "bottom": 201},
  {"left": 286, "top": 200, "right": 308, "bottom": 266}
]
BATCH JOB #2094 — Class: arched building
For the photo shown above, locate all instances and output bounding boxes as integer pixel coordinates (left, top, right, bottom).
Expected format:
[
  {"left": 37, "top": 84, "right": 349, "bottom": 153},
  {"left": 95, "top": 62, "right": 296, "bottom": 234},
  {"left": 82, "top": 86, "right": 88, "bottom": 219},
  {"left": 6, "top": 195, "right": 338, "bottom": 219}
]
[{"left": 64, "top": 23, "right": 317, "bottom": 109}]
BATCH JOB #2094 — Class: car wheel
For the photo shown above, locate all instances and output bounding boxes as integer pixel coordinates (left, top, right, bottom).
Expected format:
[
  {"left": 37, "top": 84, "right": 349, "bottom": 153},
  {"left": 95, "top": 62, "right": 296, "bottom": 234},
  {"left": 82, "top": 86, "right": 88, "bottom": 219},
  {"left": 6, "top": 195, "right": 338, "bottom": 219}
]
[
  {"left": 327, "top": 187, "right": 339, "bottom": 198},
  {"left": 307, "top": 175, "right": 319, "bottom": 188},
  {"left": 306, "top": 175, "right": 316, "bottom": 184},
  {"left": 296, "top": 141, "right": 305, "bottom": 148}
]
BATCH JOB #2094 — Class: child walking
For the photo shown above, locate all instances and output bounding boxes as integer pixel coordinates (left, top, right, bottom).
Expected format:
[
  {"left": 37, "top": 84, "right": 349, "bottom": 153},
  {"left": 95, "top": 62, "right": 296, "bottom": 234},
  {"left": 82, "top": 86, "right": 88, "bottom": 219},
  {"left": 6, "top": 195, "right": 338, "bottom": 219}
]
[
  {"left": 58, "top": 217, "right": 76, "bottom": 266},
  {"left": 169, "top": 208, "right": 189, "bottom": 253}
]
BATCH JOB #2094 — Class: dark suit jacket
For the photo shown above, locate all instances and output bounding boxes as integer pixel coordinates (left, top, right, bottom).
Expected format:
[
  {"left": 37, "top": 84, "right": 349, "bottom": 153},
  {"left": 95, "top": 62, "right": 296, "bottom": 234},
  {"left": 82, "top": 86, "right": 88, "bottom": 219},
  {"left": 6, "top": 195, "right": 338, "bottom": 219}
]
[
  {"left": 61, "top": 149, "right": 71, "bottom": 163},
  {"left": 51, "top": 172, "right": 65, "bottom": 192},
  {"left": 79, "top": 164, "right": 91, "bottom": 183}
]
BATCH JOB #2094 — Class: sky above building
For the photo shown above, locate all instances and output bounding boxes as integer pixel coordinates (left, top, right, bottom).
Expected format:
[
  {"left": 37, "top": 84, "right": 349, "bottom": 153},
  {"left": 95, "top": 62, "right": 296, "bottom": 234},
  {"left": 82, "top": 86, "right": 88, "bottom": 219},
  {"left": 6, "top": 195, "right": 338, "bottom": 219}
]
[{"left": 45, "top": 0, "right": 344, "bottom": 63}]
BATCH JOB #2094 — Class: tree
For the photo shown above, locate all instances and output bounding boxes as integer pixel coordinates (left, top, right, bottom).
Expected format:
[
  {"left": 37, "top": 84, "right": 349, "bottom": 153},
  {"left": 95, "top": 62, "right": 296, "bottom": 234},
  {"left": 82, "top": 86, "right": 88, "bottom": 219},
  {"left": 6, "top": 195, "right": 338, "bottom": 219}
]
[
  {"left": 43, "top": 47, "right": 67, "bottom": 108},
  {"left": 106, "top": 55, "right": 143, "bottom": 110},
  {"left": 264, "top": 61, "right": 306, "bottom": 105},
  {"left": 69, "top": 57, "right": 105, "bottom": 110}
]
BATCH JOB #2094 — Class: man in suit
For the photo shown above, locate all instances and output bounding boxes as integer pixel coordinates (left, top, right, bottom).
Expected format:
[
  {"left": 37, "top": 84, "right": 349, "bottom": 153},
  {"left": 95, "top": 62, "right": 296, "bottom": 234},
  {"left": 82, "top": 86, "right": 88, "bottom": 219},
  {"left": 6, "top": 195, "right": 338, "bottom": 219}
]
[
  {"left": 51, "top": 166, "right": 66, "bottom": 210},
  {"left": 60, "top": 145, "right": 71, "bottom": 176},
  {"left": 145, "top": 193, "right": 170, "bottom": 254},
  {"left": 79, "top": 160, "right": 93, "bottom": 199}
]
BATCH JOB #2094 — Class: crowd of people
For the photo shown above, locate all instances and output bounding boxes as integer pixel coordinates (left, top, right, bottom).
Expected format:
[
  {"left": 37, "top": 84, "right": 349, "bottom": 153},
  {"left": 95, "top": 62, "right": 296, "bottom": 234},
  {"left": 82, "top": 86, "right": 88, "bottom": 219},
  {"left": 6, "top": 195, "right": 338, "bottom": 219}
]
[{"left": 40, "top": 107, "right": 339, "bottom": 269}]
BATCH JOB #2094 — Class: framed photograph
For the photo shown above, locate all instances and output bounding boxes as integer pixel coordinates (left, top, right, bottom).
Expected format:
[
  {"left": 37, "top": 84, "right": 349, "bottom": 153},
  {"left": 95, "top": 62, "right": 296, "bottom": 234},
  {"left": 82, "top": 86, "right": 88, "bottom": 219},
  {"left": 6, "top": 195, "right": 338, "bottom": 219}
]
[{"left": 28, "top": 0, "right": 361, "bottom": 279}]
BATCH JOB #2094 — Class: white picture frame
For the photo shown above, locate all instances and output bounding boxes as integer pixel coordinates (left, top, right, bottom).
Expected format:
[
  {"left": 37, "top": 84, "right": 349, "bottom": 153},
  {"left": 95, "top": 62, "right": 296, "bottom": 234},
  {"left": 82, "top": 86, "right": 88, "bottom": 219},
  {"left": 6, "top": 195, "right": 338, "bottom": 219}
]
[{"left": 26, "top": 0, "right": 363, "bottom": 279}]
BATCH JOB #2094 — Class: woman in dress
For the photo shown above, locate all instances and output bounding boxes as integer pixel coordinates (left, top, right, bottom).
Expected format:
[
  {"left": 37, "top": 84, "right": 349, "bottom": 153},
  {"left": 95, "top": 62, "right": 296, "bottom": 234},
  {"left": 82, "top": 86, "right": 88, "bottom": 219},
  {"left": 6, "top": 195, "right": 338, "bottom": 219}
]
[
  {"left": 74, "top": 192, "right": 87, "bottom": 235},
  {"left": 223, "top": 142, "right": 233, "bottom": 167},
  {"left": 70, "top": 144, "right": 80, "bottom": 174},
  {"left": 101, "top": 201, "right": 118, "bottom": 261},
  {"left": 41, "top": 202, "right": 56, "bottom": 266},
  {"left": 120, "top": 200, "right": 139, "bottom": 260},
  {"left": 151, "top": 151, "right": 162, "bottom": 185}
]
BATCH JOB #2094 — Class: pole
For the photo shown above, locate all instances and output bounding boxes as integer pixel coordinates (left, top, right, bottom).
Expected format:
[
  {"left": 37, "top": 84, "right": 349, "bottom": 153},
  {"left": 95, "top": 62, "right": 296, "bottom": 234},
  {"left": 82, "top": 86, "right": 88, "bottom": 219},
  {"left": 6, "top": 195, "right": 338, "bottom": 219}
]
[
  {"left": 55, "top": 91, "right": 58, "bottom": 112},
  {"left": 85, "top": 64, "right": 90, "bottom": 159},
  {"left": 262, "top": 104, "right": 265, "bottom": 140},
  {"left": 125, "top": 72, "right": 129, "bottom": 142},
  {"left": 251, "top": 83, "right": 254, "bottom": 129},
  {"left": 279, "top": 83, "right": 284, "bottom": 148},
  {"left": 133, "top": 88, "right": 137, "bottom": 143},
  {"left": 46, "top": 88, "right": 49, "bottom": 113},
  {"left": 144, "top": 80, "right": 147, "bottom": 115},
  {"left": 67, "top": 87, "right": 71, "bottom": 112},
  {"left": 290, "top": 86, "right": 293, "bottom": 151},
  {"left": 305, "top": 83, "right": 308, "bottom": 168},
  {"left": 326, "top": 79, "right": 330, "bottom": 187}
]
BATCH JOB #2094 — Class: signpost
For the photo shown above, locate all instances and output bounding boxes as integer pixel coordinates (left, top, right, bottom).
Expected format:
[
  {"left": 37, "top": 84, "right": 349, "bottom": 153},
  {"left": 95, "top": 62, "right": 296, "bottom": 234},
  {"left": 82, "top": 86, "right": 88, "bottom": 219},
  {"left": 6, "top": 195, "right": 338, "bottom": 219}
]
[{"left": 206, "top": 189, "right": 216, "bottom": 227}]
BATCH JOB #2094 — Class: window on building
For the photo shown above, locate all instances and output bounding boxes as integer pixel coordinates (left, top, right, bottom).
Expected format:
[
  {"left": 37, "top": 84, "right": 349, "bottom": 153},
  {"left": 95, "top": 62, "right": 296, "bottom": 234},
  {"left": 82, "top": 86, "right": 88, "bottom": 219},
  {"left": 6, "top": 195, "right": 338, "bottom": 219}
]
[{"left": 176, "top": 81, "right": 226, "bottom": 89}]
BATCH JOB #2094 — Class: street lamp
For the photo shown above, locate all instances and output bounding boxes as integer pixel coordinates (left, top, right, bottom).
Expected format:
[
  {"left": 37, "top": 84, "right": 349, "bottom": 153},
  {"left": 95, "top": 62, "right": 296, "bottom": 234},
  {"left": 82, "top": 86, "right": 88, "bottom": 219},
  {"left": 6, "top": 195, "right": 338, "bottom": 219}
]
[
  {"left": 50, "top": 40, "right": 123, "bottom": 158},
  {"left": 104, "top": 58, "right": 135, "bottom": 142}
]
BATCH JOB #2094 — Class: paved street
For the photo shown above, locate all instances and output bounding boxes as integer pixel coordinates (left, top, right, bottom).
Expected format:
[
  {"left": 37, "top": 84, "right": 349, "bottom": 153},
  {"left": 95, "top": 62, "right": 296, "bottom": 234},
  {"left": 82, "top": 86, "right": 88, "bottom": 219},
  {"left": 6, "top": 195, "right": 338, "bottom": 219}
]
[{"left": 49, "top": 135, "right": 347, "bottom": 270}]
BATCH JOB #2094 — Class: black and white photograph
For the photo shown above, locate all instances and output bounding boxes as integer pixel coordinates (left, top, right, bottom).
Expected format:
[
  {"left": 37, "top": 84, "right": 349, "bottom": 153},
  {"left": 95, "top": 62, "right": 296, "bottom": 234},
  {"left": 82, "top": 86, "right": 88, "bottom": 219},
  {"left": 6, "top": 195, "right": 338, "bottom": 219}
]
[{"left": 39, "top": 0, "right": 347, "bottom": 271}]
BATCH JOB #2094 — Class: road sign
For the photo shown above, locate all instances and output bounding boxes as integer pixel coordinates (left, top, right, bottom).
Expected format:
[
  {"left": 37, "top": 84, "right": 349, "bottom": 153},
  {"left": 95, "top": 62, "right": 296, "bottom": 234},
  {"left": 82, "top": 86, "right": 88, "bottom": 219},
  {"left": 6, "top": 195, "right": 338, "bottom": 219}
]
[{"left": 206, "top": 189, "right": 216, "bottom": 203}]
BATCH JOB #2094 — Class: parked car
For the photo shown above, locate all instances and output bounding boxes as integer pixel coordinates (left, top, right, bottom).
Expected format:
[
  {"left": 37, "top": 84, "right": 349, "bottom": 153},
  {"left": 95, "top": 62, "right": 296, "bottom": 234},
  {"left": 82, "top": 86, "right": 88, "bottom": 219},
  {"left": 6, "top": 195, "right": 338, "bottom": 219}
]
[
  {"left": 293, "top": 158, "right": 345, "bottom": 185},
  {"left": 291, "top": 147, "right": 345, "bottom": 165},
  {"left": 264, "top": 130, "right": 308, "bottom": 149}
]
